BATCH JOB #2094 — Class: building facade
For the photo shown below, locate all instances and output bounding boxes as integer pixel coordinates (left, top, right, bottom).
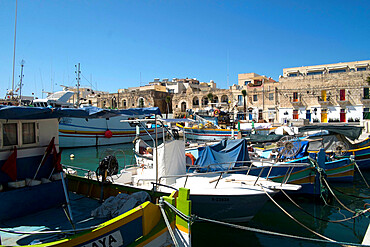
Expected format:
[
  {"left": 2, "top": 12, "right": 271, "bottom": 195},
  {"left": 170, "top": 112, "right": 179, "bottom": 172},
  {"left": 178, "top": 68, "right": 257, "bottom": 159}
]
[{"left": 278, "top": 60, "right": 370, "bottom": 124}]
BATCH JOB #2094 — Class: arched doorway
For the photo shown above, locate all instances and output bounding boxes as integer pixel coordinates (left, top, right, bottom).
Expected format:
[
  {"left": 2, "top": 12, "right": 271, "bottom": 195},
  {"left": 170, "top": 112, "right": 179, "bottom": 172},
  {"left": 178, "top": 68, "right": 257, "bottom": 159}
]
[{"left": 181, "top": 102, "right": 187, "bottom": 112}]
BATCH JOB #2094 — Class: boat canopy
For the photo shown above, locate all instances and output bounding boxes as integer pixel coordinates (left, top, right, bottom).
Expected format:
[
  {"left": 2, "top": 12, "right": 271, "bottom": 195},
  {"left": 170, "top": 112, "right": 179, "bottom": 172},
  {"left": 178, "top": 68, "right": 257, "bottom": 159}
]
[
  {"left": 194, "top": 139, "right": 250, "bottom": 172},
  {"left": 244, "top": 133, "right": 284, "bottom": 143},
  {"left": 298, "top": 125, "right": 363, "bottom": 141},
  {"left": 0, "top": 106, "right": 162, "bottom": 120}
]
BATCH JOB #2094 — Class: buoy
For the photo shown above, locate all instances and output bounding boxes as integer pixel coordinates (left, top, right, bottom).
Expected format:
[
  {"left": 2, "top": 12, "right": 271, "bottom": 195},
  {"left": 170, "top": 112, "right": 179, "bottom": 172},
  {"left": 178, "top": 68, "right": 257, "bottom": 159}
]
[
  {"left": 185, "top": 153, "right": 196, "bottom": 166},
  {"left": 70, "top": 154, "right": 75, "bottom": 159},
  {"left": 104, "top": 130, "right": 113, "bottom": 138}
]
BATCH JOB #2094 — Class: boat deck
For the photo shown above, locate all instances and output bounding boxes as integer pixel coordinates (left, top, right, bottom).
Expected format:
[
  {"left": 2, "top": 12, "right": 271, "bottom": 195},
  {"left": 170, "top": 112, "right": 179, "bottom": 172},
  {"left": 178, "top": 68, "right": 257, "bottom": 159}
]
[{"left": 0, "top": 192, "right": 106, "bottom": 246}]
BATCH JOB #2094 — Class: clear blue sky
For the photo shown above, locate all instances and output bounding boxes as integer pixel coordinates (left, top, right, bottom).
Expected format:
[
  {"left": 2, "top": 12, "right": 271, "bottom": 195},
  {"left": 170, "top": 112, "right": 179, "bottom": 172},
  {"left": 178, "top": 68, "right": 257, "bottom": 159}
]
[{"left": 1, "top": 0, "right": 369, "bottom": 99}]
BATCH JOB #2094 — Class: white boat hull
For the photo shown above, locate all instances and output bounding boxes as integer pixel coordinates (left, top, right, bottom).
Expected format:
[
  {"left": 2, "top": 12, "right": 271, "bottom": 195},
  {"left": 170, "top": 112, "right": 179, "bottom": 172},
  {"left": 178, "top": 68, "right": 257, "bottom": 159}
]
[{"left": 59, "top": 116, "right": 164, "bottom": 148}]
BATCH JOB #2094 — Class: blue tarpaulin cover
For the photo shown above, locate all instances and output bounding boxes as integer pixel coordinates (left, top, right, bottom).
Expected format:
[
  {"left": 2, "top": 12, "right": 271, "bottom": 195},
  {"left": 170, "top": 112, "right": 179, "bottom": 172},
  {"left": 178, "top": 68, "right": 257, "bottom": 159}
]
[
  {"left": 0, "top": 106, "right": 161, "bottom": 120},
  {"left": 278, "top": 140, "right": 309, "bottom": 160},
  {"left": 194, "top": 139, "right": 250, "bottom": 172}
]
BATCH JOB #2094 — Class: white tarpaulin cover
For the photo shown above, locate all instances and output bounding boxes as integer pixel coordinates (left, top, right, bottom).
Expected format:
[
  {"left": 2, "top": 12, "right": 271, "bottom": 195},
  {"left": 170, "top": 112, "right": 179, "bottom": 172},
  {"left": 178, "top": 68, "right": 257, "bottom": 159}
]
[
  {"left": 153, "top": 140, "right": 186, "bottom": 185},
  {"left": 91, "top": 191, "right": 150, "bottom": 218}
]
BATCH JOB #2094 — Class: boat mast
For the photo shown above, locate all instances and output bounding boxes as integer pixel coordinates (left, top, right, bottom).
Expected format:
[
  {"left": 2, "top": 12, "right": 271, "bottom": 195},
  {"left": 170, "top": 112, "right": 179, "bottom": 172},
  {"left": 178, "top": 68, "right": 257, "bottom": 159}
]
[
  {"left": 18, "top": 59, "right": 25, "bottom": 104},
  {"left": 11, "top": 0, "right": 18, "bottom": 100},
  {"left": 75, "top": 63, "right": 81, "bottom": 107}
]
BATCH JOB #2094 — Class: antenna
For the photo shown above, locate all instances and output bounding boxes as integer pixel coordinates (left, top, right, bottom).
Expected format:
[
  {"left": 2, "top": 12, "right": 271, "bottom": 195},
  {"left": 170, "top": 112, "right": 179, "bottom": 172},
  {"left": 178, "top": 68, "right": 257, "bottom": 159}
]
[
  {"left": 18, "top": 59, "right": 25, "bottom": 104},
  {"left": 11, "top": 0, "right": 18, "bottom": 100},
  {"left": 75, "top": 63, "right": 81, "bottom": 107}
]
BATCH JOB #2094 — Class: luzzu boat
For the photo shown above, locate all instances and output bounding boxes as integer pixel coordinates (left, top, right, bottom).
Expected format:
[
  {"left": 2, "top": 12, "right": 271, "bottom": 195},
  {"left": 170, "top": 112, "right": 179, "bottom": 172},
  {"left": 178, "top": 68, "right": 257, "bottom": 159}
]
[
  {"left": 33, "top": 91, "right": 164, "bottom": 148},
  {"left": 299, "top": 124, "right": 370, "bottom": 170},
  {"left": 0, "top": 106, "right": 191, "bottom": 246}
]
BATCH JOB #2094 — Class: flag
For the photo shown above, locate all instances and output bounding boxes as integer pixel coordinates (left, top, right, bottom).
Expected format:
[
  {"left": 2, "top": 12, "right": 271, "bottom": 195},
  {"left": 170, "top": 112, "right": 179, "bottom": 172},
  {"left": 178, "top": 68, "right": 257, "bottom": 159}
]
[
  {"left": 52, "top": 144, "right": 63, "bottom": 172},
  {"left": 40, "top": 137, "right": 55, "bottom": 166},
  {"left": 1, "top": 147, "right": 17, "bottom": 181}
]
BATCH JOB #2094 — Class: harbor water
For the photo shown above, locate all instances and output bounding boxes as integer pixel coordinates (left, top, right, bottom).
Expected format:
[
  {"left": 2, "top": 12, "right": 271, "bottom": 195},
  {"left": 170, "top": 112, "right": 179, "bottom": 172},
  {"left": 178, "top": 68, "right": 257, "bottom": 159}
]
[{"left": 61, "top": 143, "right": 370, "bottom": 246}]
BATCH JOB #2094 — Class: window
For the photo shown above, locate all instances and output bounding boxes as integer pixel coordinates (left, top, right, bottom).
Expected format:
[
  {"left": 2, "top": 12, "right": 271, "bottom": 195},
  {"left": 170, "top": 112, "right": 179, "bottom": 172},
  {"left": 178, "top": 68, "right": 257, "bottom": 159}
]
[
  {"left": 22, "top": 122, "right": 36, "bottom": 144},
  {"left": 364, "top": 88, "right": 370, "bottom": 99},
  {"left": 268, "top": 93, "right": 274, "bottom": 101},
  {"left": 329, "top": 69, "right": 346, "bottom": 74},
  {"left": 288, "top": 73, "right": 298, "bottom": 77},
  {"left": 293, "top": 110, "right": 299, "bottom": 119},
  {"left": 123, "top": 100, "right": 127, "bottom": 107},
  {"left": 193, "top": 97, "right": 199, "bottom": 106},
  {"left": 357, "top": 67, "right": 367, "bottom": 72},
  {"left": 320, "top": 90, "right": 327, "bottom": 101},
  {"left": 253, "top": 94, "right": 258, "bottom": 102},
  {"left": 138, "top": 98, "right": 144, "bottom": 108},
  {"left": 3, "top": 123, "right": 18, "bottom": 146},
  {"left": 238, "top": 95, "right": 243, "bottom": 106},
  {"left": 244, "top": 81, "right": 251, "bottom": 85},
  {"left": 293, "top": 92, "right": 298, "bottom": 102},
  {"left": 340, "top": 89, "right": 346, "bottom": 101},
  {"left": 307, "top": 71, "right": 323, "bottom": 76},
  {"left": 364, "top": 108, "right": 370, "bottom": 120}
]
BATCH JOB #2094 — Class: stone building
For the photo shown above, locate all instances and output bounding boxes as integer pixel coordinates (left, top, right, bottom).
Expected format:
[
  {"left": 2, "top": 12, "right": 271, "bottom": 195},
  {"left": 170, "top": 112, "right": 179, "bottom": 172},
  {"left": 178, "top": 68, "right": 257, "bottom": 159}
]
[
  {"left": 235, "top": 73, "right": 279, "bottom": 123},
  {"left": 97, "top": 84, "right": 171, "bottom": 114},
  {"left": 171, "top": 80, "right": 232, "bottom": 117},
  {"left": 278, "top": 60, "right": 370, "bottom": 124}
]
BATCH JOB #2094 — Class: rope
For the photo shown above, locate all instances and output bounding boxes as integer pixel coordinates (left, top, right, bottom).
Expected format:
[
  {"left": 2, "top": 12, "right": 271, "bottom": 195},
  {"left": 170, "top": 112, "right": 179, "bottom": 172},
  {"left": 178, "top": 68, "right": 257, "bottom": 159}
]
[
  {"left": 280, "top": 189, "right": 370, "bottom": 223},
  {"left": 159, "top": 200, "right": 179, "bottom": 247},
  {"left": 322, "top": 178, "right": 356, "bottom": 214},
  {"left": 195, "top": 216, "right": 369, "bottom": 247},
  {"left": 355, "top": 162, "right": 370, "bottom": 188},
  {"left": 332, "top": 186, "right": 370, "bottom": 199},
  {"left": 259, "top": 185, "right": 336, "bottom": 242},
  {"left": 0, "top": 225, "right": 99, "bottom": 235}
]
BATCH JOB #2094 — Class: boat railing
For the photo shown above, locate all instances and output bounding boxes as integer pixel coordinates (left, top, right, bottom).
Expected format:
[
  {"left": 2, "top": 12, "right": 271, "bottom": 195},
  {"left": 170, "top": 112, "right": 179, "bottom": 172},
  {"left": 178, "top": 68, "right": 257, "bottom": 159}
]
[{"left": 160, "top": 162, "right": 309, "bottom": 189}]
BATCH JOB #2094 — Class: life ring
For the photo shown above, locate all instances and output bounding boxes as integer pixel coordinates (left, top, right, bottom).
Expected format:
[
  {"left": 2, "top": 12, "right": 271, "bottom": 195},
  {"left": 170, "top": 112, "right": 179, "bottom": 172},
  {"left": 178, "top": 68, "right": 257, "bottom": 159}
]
[
  {"left": 185, "top": 153, "right": 196, "bottom": 166},
  {"left": 213, "top": 109, "right": 220, "bottom": 117},
  {"left": 104, "top": 130, "right": 113, "bottom": 138}
]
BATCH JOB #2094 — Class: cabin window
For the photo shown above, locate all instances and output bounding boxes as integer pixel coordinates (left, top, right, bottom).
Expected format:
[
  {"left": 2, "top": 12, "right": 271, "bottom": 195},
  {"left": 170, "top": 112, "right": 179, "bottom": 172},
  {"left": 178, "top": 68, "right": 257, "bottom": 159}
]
[
  {"left": 357, "top": 67, "right": 367, "bottom": 72},
  {"left": 22, "top": 122, "right": 36, "bottom": 144},
  {"left": 3, "top": 123, "right": 18, "bottom": 146}
]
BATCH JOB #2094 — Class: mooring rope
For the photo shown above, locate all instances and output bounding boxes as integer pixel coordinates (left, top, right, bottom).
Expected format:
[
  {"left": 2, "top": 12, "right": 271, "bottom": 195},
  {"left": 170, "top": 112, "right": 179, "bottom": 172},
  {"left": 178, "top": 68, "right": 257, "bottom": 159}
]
[
  {"left": 322, "top": 178, "right": 357, "bottom": 214},
  {"left": 332, "top": 186, "right": 370, "bottom": 200},
  {"left": 280, "top": 189, "right": 370, "bottom": 223},
  {"left": 355, "top": 162, "right": 370, "bottom": 188},
  {"left": 159, "top": 199, "right": 179, "bottom": 247},
  {"left": 162, "top": 192, "right": 370, "bottom": 246},
  {"left": 195, "top": 215, "right": 369, "bottom": 247},
  {"left": 259, "top": 185, "right": 336, "bottom": 242}
]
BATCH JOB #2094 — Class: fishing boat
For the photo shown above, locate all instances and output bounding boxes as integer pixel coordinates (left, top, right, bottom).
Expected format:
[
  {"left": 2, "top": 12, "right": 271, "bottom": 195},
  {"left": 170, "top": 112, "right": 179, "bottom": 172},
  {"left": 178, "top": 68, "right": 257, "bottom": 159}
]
[
  {"left": 0, "top": 106, "right": 191, "bottom": 246},
  {"left": 96, "top": 118, "right": 301, "bottom": 222},
  {"left": 33, "top": 90, "right": 164, "bottom": 148},
  {"left": 179, "top": 122, "right": 272, "bottom": 141},
  {"left": 299, "top": 124, "right": 370, "bottom": 170}
]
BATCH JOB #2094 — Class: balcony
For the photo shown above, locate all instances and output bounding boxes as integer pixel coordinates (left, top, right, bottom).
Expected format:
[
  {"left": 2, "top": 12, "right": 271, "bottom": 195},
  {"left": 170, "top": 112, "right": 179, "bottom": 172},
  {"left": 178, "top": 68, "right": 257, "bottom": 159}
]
[
  {"left": 291, "top": 98, "right": 304, "bottom": 106},
  {"left": 317, "top": 96, "right": 331, "bottom": 105},
  {"left": 337, "top": 97, "right": 351, "bottom": 105}
]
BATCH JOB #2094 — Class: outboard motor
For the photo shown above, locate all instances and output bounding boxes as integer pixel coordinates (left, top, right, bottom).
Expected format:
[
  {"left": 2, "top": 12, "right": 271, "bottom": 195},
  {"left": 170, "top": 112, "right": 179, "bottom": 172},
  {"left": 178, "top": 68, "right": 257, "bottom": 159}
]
[{"left": 96, "top": 155, "right": 119, "bottom": 180}]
